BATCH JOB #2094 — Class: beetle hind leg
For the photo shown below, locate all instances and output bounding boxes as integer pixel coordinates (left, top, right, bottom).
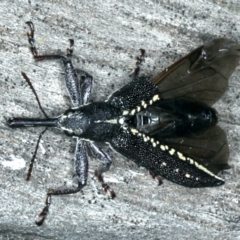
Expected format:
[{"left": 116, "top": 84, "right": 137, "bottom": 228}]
[
  {"left": 87, "top": 142, "right": 116, "bottom": 198},
  {"left": 132, "top": 48, "right": 146, "bottom": 79},
  {"left": 149, "top": 171, "right": 163, "bottom": 185},
  {"left": 94, "top": 162, "right": 116, "bottom": 199}
]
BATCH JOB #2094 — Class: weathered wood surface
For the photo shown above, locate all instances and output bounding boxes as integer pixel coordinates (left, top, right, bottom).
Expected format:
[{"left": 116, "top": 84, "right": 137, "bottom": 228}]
[{"left": 1, "top": 0, "right": 240, "bottom": 239}]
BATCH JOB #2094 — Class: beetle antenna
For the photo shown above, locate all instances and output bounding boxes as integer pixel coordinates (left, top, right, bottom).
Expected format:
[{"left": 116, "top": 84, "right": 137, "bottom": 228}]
[
  {"left": 21, "top": 72, "right": 49, "bottom": 180},
  {"left": 26, "top": 127, "right": 48, "bottom": 181},
  {"left": 21, "top": 72, "right": 49, "bottom": 119}
]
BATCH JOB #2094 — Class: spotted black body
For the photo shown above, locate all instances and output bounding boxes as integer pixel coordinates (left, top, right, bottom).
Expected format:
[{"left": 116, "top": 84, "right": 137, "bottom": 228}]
[{"left": 7, "top": 22, "right": 240, "bottom": 225}]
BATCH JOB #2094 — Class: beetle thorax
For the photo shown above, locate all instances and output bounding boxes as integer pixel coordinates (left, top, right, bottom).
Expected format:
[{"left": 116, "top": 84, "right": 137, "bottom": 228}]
[{"left": 59, "top": 110, "right": 89, "bottom": 135}]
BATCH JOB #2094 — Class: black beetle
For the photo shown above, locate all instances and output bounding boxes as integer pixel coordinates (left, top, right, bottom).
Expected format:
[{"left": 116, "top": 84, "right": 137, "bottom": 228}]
[{"left": 8, "top": 22, "right": 240, "bottom": 225}]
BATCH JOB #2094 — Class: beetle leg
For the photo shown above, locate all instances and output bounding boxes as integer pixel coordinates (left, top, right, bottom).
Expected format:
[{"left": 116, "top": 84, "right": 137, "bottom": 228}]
[
  {"left": 132, "top": 49, "right": 146, "bottom": 80},
  {"left": 25, "top": 21, "right": 73, "bottom": 61},
  {"left": 75, "top": 69, "right": 93, "bottom": 105},
  {"left": 149, "top": 171, "right": 163, "bottom": 185},
  {"left": 26, "top": 21, "right": 62, "bottom": 61},
  {"left": 87, "top": 142, "right": 115, "bottom": 198},
  {"left": 35, "top": 138, "right": 88, "bottom": 226},
  {"left": 26, "top": 21, "right": 90, "bottom": 107},
  {"left": 25, "top": 21, "right": 38, "bottom": 56}
]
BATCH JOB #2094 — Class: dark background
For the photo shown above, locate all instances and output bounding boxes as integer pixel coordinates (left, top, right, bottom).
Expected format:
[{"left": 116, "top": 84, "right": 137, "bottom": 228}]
[{"left": 1, "top": 0, "right": 240, "bottom": 239}]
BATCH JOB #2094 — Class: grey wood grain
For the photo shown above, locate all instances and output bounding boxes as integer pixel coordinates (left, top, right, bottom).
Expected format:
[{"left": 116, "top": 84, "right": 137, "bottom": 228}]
[{"left": 0, "top": 0, "right": 240, "bottom": 239}]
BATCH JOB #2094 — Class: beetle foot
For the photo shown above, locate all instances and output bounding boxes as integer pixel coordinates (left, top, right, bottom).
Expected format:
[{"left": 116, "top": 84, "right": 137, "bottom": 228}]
[
  {"left": 95, "top": 170, "right": 116, "bottom": 199},
  {"left": 35, "top": 195, "right": 51, "bottom": 226},
  {"left": 149, "top": 171, "right": 163, "bottom": 186}
]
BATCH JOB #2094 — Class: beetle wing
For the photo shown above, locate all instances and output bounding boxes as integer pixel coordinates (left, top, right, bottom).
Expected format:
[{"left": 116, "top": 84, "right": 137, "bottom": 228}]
[
  {"left": 108, "top": 39, "right": 240, "bottom": 113},
  {"left": 159, "top": 125, "right": 230, "bottom": 174},
  {"left": 108, "top": 76, "right": 159, "bottom": 113},
  {"left": 151, "top": 38, "right": 240, "bottom": 106},
  {"left": 110, "top": 125, "right": 224, "bottom": 187}
]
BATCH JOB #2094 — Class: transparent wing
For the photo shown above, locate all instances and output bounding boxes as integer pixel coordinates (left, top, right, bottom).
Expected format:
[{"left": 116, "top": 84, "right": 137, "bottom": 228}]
[
  {"left": 158, "top": 126, "right": 230, "bottom": 174},
  {"left": 151, "top": 38, "right": 240, "bottom": 106}
]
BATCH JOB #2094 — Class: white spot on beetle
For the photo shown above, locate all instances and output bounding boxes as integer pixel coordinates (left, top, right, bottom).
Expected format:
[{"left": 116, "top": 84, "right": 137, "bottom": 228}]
[
  {"left": 149, "top": 100, "right": 153, "bottom": 105},
  {"left": 185, "top": 173, "right": 191, "bottom": 178},
  {"left": 177, "top": 152, "right": 186, "bottom": 161},
  {"left": 123, "top": 110, "right": 129, "bottom": 116},
  {"left": 161, "top": 162, "right": 167, "bottom": 166},
  {"left": 188, "top": 158, "right": 194, "bottom": 164},
  {"left": 61, "top": 126, "right": 73, "bottom": 133},
  {"left": 160, "top": 145, "right": 166, "bottom": 151},
  {"left": 153, "top": 94, "right": 160, "bottom": 102},
  {"left": 137, "top": 106, "right": 141, "bottom": 112},
  {"left": 122, "top": 126, "right": 128, "bottom": 130},
  {"left": 192, "top": 160, "right": 223, "bottom": 181},
  {"left": 175, "top": 168, "right": 179, "bottom": 172},
  {"left": 131, "top": 128, "right": 138, "bottom": 135},
  {"left": 152, "top": 142, "right": 157, "bottom": 147},
  {"left": 169, "top": 149, "right": 175, "bottom": 155},
  {"left": 119, "top": 118, "right": 124, "bottom": 124},
  {"left": 131, "top": 109, "right": 136, "bottom": 115},
  {"left": 140, "top": 100, "right": 148, "bottom": 108}
]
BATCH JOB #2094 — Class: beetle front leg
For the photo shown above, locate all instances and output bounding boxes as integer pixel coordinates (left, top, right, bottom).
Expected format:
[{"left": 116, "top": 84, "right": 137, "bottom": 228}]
[
  {"left": 25, "top": 21, "right": 94, "bottom": 107},
  {"left": 26, "top": 21, "right": 63, "bottom": 61},
  {"left": 35, "top": 138, "right": 88, "bottom": 226},
  {"left": 25, "top": 21, "right": 38, "bottom": 56},
  {"left": 76, "top": 69, "right": 93, "bottom": 105},
  {"left": 87, "top": 142, "right": 115, "bottom": 198}
]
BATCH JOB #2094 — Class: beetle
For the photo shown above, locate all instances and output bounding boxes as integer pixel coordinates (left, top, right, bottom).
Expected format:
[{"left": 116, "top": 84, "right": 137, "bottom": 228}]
[{"left": 7, "top": 22, "right": 240, "bottom": 225}]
